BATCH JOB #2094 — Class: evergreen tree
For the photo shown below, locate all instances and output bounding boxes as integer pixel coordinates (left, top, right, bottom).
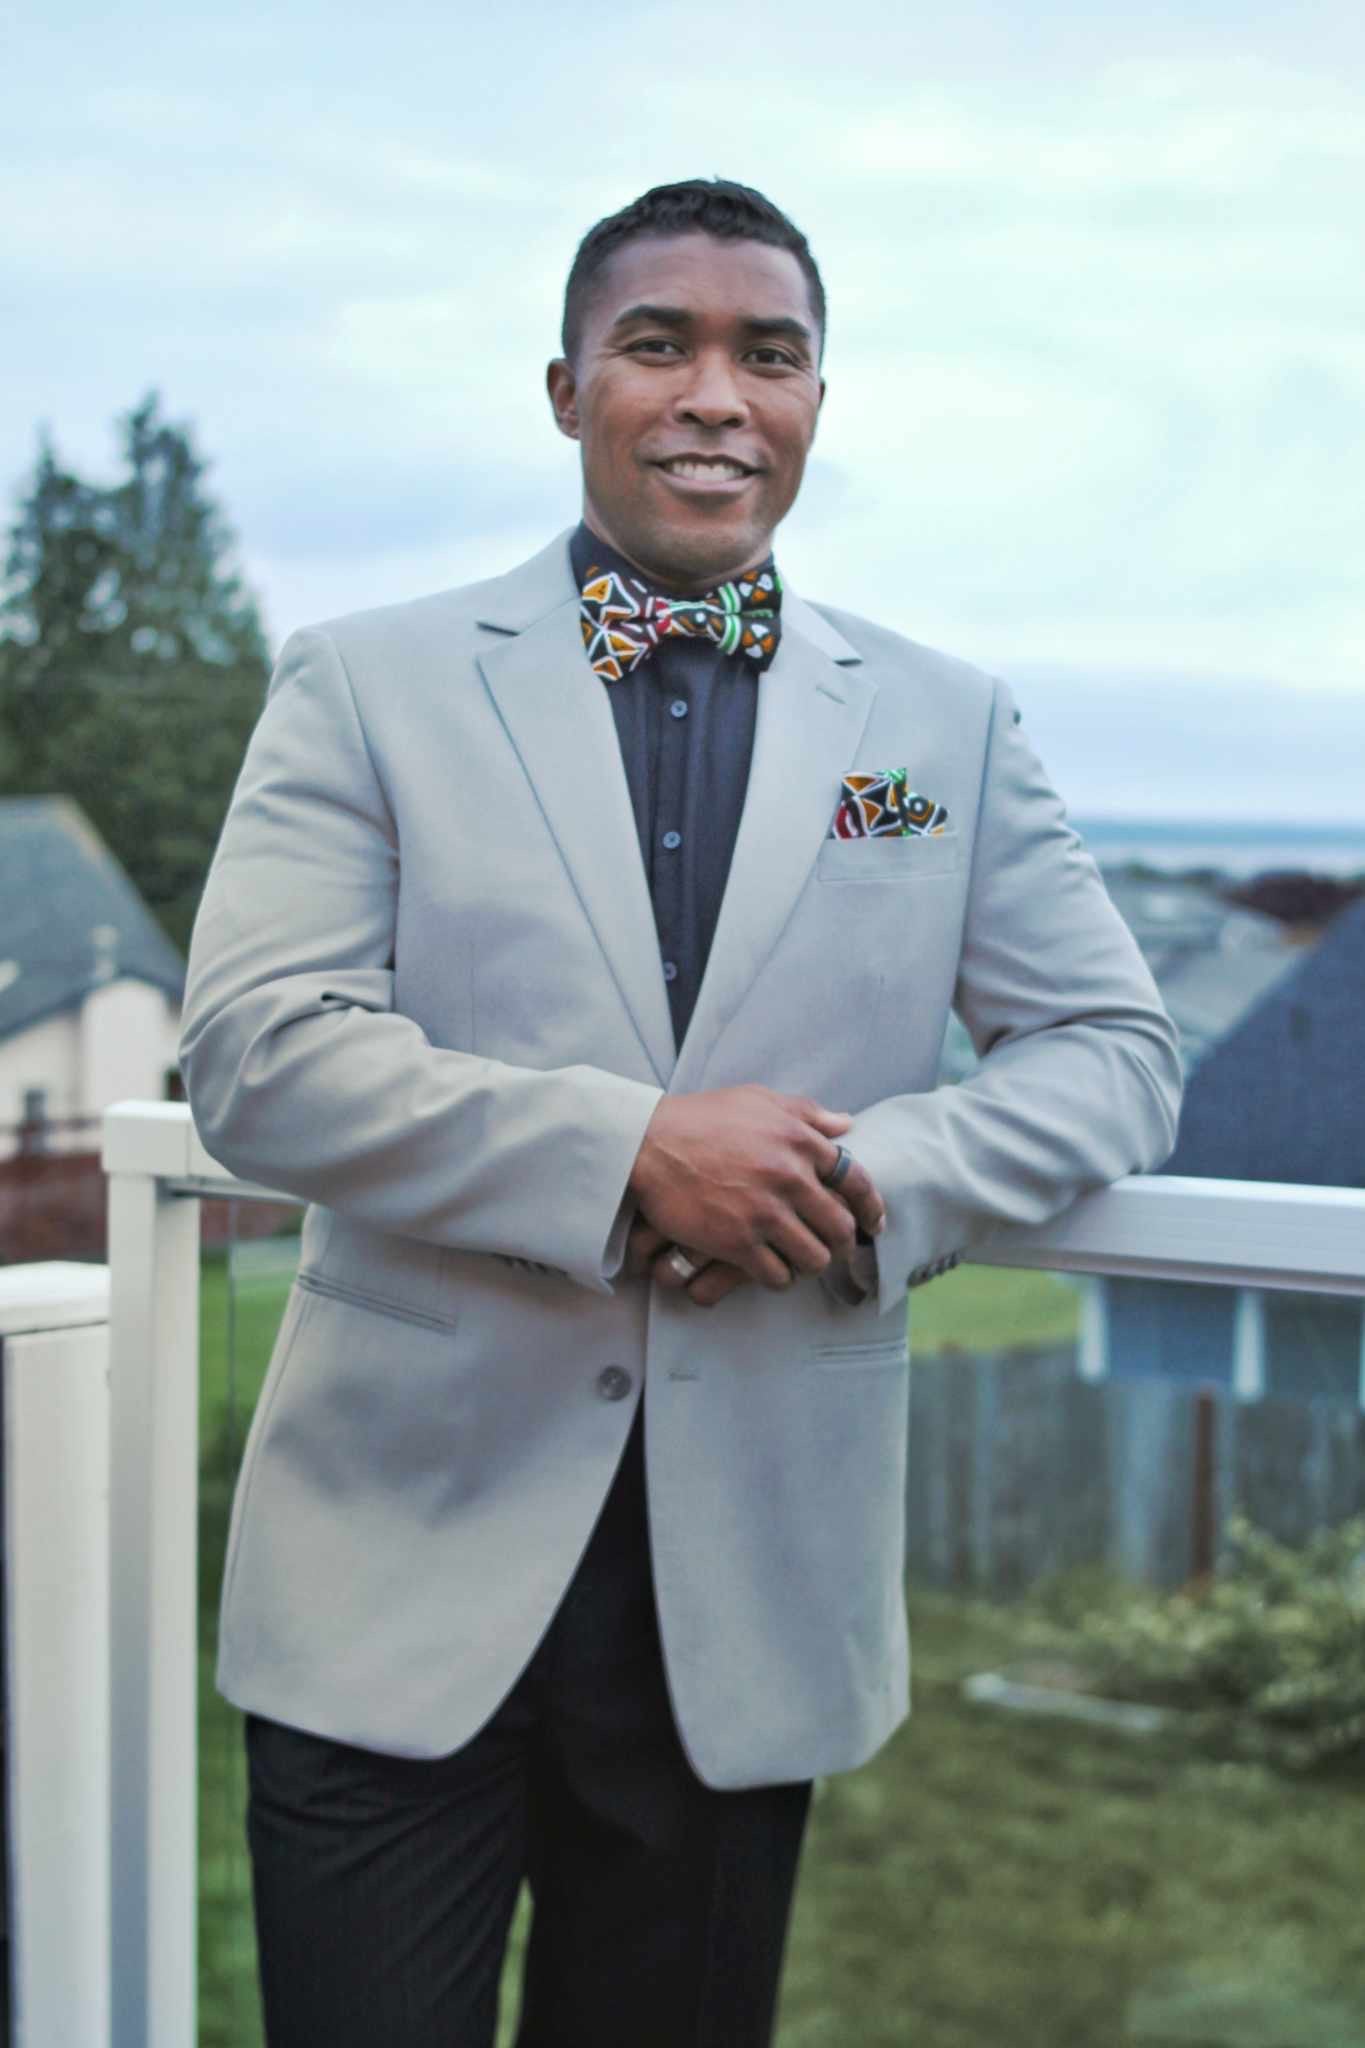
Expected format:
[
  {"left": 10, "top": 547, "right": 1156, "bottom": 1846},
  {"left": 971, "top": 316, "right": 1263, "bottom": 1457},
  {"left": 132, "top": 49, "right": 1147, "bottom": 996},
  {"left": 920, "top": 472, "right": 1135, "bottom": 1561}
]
[{"left": 0, "top": 394, "right": 270, "bottom": 951}]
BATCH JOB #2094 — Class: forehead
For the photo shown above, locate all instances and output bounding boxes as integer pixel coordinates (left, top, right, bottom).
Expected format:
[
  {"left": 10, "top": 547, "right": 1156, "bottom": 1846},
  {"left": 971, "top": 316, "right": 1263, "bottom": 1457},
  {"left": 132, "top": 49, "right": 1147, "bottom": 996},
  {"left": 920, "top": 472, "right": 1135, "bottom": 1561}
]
[{"left": 585, "top": 231, "right": 818, "bottom": 339}]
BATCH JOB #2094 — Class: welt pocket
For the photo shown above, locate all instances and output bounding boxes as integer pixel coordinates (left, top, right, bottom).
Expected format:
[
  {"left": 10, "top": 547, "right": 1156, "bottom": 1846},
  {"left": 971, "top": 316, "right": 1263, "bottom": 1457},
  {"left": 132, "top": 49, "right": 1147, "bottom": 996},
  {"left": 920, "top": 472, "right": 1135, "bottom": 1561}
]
[
  {"left": 294, "top": 1268, "right": 461, "bottom": 1334},
  {"left": 816, "top": 831, "right": 961, "bottom": 883},
  {"left": 812, "top": 1338, "right": 910, "bottom": 1371}
]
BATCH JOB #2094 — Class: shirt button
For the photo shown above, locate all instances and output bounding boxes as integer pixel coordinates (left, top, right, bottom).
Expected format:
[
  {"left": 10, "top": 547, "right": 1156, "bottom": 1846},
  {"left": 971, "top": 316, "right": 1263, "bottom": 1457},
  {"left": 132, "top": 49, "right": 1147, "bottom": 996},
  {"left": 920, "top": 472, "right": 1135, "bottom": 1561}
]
[
  {"left": 662, "top": 960, "right": 678, "bottom": 982},
  {"left": 596, "top": 1366, "right": 632, "bottom": 1401},
  {"left": 661, "top": 829, "right": 682, "bottom": 850},
  {"left": 669, "top": 698, "right": 689, "bottom": 719}
]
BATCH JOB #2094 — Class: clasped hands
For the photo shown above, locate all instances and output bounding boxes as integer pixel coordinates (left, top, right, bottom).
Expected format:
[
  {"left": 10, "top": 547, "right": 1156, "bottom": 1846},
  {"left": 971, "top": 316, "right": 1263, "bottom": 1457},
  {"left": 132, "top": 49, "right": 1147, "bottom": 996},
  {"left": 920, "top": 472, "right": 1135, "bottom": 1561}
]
[{"left": 624, "top": 1084, "right": 886, "bottom": 1310}]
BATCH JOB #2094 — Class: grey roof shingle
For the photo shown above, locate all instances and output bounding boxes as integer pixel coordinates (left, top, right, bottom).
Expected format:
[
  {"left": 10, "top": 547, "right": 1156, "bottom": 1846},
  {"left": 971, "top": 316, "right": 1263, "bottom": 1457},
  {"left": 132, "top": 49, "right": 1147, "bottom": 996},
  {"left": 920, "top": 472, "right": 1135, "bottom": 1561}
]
[
  {"left": 1157, "top": 942, "right": 1301, "bottom": 1069},
  {"left": 0, "top": 795, "right": 185, "bottom": 1044},
  {"left": 1164, "top": 897, "right": 1365, "bottom": 1187}
]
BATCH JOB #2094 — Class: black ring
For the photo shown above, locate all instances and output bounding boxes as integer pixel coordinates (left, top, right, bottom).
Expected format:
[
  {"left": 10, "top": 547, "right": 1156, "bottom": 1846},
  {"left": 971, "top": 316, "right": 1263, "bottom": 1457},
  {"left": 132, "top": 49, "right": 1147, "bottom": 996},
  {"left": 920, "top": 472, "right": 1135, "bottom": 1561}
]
[{"left": 821, "top": 1143, "right": 852, "bottom": 1190}]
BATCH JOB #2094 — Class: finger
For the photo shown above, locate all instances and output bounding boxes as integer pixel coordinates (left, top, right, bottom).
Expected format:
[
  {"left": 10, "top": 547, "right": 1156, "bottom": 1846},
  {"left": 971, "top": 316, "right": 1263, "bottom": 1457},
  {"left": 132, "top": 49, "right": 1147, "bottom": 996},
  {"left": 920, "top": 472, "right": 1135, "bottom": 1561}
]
[
  {"left": 791, "top": 1183, "right": 860, "bottom": 1257},
  {"left": 686, "top": 1263, "right": 749, "bottom": 1309},
  {"left": 754, "top": 1243, "right": 799, "bottom": 1288},
  {"left": 728, "top": 1237, "right": 800, "bottom": 1290},
  {"left": 625, "top": 1220, "right": 671, "bottom": 1276},
  {"left": 651, "top": 1244, "right": 709, "bottom": 1293},
  {"left": 833, "top": 1157, "right": 887, "bottom": 1237},
  {"left": 762, "top": 1212, "right": 838, "bottom": 1278},
  {"left": 811, "top": 1145, "right": 887, "bottom": 1237},
  {"left": 791, "top": 1098, "right": 852, "bottom": 1135}
]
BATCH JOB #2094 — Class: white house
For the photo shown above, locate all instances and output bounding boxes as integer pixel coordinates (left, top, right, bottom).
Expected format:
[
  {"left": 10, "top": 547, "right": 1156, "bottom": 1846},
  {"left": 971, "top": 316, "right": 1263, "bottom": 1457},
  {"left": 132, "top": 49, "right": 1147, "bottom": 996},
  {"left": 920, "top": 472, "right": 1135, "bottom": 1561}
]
[{"left": 0, "top": 796, "right": 184, "bottom": 1160}]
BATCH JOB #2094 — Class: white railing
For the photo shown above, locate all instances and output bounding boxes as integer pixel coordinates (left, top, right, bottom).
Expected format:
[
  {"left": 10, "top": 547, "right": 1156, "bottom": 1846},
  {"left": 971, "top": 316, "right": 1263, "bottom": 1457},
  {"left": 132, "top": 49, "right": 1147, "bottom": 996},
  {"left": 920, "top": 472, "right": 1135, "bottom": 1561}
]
[
  {"left": 12, "top": 1097, "right": 1365, "bottom": 2047},
  {"left": 0, "top": 1262, "right": 112, "bottom": 2048}
]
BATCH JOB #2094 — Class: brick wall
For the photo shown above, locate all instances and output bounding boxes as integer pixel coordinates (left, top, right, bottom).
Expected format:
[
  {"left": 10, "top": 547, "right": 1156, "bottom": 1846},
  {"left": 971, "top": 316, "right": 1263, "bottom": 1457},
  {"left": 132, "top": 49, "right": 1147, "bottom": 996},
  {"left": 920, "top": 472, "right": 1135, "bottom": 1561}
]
[{"left": 0, "top": 1147, "right": 297, "bottom": 1265}]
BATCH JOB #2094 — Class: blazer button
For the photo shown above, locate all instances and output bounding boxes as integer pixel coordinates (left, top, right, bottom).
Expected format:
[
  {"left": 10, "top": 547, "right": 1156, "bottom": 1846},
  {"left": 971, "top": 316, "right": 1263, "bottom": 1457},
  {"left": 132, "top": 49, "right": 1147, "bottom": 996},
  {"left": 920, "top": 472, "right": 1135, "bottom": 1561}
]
[{"left": 596, "top": 1366, "right": 633, "bottom": 1402}]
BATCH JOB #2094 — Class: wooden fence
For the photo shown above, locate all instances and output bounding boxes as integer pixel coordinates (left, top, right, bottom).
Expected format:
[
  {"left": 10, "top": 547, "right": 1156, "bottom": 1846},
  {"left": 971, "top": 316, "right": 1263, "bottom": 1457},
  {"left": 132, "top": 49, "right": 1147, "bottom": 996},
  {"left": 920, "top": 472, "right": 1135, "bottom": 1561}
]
[{"left": 906, "top": 1344, "right": 1365, "bottom": 1593}]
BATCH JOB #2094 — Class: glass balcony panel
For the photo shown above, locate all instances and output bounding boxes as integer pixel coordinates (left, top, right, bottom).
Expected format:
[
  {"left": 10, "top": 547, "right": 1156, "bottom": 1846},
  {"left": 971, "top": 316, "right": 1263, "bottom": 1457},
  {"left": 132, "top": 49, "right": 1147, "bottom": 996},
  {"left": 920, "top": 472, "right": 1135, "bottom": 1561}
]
[
  {"left": 777, "top": 1263, "right": 1365, "bottom": 2046},
  {"left": 198, "top": 1210, "right": 302, "bottom": 2048},
  {"left": 192, "top": 1223, "right": 1365, "bottom": 2046},
  {"left": 1105, "top": 1277, "right": 1237, "bottom": 1389},
  {"left": 1264, "top": 1290, "right": 1363, "bottom": 1407}
]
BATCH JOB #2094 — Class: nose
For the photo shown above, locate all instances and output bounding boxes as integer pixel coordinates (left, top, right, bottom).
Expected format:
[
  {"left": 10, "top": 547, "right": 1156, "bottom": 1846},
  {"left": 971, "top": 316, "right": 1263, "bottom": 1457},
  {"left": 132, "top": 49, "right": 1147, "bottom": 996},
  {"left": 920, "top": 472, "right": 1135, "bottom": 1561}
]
[{"left": 672, "top": 348, "right": 749, "bottom": 430}]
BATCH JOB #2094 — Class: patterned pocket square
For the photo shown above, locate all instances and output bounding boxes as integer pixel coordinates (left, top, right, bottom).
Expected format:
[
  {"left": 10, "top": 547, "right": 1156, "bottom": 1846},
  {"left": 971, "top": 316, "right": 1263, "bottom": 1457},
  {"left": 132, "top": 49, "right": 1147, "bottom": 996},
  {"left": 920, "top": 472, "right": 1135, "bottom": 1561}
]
[{"left": 831, "top": 769, "right": 950, "bottom": 839}]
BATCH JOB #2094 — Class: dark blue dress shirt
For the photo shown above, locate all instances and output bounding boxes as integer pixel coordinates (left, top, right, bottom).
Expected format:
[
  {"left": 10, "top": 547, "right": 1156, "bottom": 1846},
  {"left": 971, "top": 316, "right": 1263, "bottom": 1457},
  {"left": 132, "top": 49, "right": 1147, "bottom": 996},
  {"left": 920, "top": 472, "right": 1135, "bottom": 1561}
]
[
  {"left": 570, "top": 523, "right": 876, "bottom": 1304},
  {"left": 570, "top": 522, "right": 764, "bottom": 1048}
]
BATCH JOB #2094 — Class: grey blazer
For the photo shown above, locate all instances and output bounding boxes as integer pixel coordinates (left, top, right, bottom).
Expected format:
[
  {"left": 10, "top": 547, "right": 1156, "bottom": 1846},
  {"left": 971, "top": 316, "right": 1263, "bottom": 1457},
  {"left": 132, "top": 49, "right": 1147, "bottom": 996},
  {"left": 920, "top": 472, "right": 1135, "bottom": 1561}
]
[{"left": 177, "top": 529, "right": 1182, "bottom": 1788}]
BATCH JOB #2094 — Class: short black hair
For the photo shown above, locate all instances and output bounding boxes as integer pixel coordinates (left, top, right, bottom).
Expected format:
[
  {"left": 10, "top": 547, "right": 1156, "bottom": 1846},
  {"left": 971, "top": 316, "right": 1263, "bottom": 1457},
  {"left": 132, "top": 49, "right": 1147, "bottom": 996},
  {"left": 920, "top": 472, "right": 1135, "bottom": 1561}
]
[{"left": 561, "top": 177, "right": 826, "bottom": 363}]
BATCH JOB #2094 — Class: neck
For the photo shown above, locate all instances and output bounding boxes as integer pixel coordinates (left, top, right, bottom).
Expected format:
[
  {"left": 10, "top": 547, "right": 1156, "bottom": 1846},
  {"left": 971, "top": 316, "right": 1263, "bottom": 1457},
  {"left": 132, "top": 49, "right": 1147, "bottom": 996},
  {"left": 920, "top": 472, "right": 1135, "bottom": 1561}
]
[{"left": 580, "top": 514, "right": 770, "bottom": 596}]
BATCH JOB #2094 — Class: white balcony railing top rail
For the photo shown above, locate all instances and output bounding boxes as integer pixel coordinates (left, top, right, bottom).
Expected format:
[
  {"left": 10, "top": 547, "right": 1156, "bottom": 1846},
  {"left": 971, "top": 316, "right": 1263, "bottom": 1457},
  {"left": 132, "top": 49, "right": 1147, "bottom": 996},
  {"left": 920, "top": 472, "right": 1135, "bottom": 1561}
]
[{"left": 103, "top": 1099, "right": 1365, "bottom": 1296}]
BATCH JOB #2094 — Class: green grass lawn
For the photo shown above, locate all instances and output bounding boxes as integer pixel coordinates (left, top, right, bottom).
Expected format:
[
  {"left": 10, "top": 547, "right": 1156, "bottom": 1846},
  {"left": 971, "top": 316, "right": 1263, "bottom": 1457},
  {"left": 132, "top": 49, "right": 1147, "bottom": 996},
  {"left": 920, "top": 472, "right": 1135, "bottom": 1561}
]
[
  {"left": 907, "top": 1259, "right": 1081, "bottom": 1356},
  {"left": 195, "top": 1250, "right": 1365, "bottom": 2048}
]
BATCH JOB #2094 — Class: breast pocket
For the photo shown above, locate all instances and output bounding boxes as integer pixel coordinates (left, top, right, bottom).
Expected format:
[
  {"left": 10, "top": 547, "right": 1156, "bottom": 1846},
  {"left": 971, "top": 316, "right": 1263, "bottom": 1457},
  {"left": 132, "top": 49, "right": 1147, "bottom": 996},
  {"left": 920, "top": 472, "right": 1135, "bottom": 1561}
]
[{"left": 816, "top": 831, "right": 962, "bottom": 883}]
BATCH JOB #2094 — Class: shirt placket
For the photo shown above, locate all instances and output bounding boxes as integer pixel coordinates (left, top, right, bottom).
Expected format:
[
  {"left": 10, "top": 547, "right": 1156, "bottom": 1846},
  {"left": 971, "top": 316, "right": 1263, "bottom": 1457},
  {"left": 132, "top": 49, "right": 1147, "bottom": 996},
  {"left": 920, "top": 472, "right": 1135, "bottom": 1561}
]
[{"left": 651, "top": 649, "right": 698, "bottom": 1042}]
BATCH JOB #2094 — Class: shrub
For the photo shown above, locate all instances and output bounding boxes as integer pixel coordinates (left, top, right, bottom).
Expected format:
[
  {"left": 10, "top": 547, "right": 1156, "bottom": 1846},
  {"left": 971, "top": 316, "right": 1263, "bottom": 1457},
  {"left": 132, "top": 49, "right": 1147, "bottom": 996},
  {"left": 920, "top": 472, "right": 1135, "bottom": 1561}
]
[{"left": 1073, "top": 1513, "right": 1365, "bottom": 1771}]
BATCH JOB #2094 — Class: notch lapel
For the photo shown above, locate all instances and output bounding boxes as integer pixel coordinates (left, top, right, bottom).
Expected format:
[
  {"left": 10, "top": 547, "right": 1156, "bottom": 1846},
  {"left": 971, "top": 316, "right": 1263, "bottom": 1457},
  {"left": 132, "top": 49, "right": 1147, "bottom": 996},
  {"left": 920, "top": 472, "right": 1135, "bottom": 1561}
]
[
  {"left": 475, "top": 544, "right": 676, "bottom": 1087},
  {"left": 670, "top": 595, "right": 877, "bottom": 1092}
]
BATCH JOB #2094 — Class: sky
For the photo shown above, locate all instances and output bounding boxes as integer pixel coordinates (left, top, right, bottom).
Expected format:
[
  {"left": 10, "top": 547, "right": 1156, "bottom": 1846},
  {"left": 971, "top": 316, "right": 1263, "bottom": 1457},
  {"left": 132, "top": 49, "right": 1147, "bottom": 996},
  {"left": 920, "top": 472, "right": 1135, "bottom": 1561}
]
[{"left": 4, "top": 0, "right": 1364, "bottom": 820}]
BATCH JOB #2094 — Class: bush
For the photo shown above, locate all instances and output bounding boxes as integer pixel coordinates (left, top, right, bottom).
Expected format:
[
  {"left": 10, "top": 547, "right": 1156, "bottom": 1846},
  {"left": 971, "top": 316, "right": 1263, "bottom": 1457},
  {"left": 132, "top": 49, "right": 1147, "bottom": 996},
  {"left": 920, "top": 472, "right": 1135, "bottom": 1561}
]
[{"left": 1073, "top": 1513, "right": 1365, "bottom": 1772}]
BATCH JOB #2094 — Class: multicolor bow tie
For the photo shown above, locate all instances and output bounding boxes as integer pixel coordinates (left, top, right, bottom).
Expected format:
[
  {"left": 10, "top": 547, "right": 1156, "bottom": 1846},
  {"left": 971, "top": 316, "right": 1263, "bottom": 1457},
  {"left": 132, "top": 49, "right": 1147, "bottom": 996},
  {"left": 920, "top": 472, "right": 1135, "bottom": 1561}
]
[{"left": 579, "top": 561, "right": 782, "bottom": 682}]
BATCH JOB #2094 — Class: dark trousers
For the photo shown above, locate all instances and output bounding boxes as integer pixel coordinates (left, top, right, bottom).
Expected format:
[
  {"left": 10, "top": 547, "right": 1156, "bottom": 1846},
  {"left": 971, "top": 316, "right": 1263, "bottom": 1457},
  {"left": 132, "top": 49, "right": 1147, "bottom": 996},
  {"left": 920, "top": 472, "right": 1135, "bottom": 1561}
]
[{"left": 244, "top": 1404, "right": 813, "bottom": 2047}]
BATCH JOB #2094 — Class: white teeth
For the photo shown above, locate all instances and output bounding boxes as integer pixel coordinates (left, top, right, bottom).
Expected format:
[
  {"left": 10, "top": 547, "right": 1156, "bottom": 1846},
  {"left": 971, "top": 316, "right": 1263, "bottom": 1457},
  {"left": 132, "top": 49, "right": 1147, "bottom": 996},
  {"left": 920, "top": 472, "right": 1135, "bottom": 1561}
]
[{"left": 662, "top": 459, "right": 748, "bottom": 480}]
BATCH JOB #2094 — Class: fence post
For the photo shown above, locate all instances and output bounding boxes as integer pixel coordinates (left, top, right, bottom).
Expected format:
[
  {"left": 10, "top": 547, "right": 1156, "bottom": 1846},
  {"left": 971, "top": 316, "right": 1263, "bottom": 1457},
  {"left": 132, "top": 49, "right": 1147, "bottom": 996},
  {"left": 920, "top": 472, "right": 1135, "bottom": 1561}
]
[{"left": 103, "top": 1109, "right": 201, "bottom": 2048}]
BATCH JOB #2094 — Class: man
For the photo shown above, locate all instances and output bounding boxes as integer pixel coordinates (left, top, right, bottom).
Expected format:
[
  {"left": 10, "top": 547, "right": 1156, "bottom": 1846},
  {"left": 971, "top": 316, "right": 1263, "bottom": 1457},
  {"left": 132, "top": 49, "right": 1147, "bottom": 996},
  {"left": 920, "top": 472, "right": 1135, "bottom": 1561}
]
[{"left": 177, "top": 178, "right": 1182, "bottom": 2046}]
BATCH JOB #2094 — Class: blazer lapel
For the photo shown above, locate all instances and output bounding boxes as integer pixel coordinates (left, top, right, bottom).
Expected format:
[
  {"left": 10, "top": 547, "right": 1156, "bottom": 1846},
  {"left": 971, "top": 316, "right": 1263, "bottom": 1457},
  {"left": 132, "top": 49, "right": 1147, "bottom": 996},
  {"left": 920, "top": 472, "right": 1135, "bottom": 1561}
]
[
  {"left": 474, "top": 534, "right": 676, "bottom": 1087},
  {"left": 670, "top": 592, "right": 877, "bottom": 1092}
]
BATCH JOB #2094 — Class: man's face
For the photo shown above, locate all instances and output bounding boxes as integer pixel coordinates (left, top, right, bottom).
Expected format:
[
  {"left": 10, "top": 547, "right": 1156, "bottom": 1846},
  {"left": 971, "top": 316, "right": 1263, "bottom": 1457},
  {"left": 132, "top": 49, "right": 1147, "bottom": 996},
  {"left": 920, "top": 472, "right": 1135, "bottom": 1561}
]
[{"left": 547, "top": 232, "right": 824, "bottom": 592}]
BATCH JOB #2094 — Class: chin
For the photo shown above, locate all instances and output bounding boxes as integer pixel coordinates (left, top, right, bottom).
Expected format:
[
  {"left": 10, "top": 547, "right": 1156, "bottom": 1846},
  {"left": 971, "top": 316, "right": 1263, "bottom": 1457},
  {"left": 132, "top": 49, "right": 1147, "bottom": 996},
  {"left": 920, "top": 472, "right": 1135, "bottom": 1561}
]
[{"left": 647, "top": 518, "right": 764, "bottom": 586}]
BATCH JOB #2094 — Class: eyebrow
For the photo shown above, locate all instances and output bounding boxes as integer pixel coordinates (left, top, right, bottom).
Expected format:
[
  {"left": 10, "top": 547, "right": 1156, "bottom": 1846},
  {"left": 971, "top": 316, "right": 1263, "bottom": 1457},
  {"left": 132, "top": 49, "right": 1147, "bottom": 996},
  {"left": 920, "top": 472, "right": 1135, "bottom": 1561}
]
[{"left": 608, "top": 302, "right": 814, "bottom": 348}]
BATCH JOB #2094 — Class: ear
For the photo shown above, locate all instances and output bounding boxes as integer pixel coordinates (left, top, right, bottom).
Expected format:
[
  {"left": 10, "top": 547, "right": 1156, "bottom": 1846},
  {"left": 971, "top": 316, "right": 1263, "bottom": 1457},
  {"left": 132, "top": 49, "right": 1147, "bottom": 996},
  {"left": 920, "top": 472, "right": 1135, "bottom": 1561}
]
[{"left": 546, "top": 357, "right": 581, "bottom": 441}]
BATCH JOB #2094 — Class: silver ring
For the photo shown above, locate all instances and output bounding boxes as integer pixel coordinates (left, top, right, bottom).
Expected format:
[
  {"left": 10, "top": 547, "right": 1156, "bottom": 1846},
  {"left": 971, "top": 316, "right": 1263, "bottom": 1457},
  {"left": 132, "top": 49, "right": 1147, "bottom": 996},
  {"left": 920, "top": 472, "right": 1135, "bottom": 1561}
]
[
  {"left": 821, "top": 1144, "right": 852, "bottom": 1190},
  {"left": 665, "top": 1246, "right": 702, "bottom": 1283}
]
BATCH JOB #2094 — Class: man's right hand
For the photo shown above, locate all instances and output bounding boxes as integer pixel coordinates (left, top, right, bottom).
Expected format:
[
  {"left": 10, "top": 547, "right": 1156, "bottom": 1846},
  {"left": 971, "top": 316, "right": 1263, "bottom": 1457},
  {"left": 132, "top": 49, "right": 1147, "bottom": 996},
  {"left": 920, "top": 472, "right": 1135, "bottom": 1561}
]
[{"left": 627, "top": 1085, "right": 886, "bottom": 1291}]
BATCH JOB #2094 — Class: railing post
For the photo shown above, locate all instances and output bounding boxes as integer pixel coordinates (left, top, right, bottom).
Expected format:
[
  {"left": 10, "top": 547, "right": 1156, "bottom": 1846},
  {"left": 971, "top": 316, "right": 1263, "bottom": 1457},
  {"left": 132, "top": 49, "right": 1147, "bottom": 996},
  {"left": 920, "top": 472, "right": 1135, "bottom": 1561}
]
[
  {"left": 104, "top": 1117, "right": 201, "bottom": 2048},
  {"left": 1232, "top": 1288, "right": 1267, "bottom": 1401},
  {"left": 1078, "top": 1277, "right": 1109, "bottom": 1382},
  {"left": 0, "top": 1263, "right": 112, "bottom": 2047}
]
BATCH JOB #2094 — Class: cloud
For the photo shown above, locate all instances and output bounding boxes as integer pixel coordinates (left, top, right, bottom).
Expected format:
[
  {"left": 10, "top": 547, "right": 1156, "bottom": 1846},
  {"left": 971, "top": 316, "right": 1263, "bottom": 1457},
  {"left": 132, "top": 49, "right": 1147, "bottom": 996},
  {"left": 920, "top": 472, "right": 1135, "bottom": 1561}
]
[
  {"left": 2, "top": 1, "right": 1362, "bottom": 777},
  {"left": 1005, "top": 667, "right": 1365, "bottom": 825}
]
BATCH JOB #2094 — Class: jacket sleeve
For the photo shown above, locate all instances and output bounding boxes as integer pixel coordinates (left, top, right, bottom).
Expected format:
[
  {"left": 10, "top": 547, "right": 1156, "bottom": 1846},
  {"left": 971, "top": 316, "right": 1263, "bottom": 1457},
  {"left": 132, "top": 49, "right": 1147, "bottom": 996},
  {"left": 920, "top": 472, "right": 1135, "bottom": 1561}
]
[
  {"left": 841, "top": 675, "right": 1184, "bottom": 1317},
  {"left": 176, "top": 626, "right": 663, "bottom": 1292}
]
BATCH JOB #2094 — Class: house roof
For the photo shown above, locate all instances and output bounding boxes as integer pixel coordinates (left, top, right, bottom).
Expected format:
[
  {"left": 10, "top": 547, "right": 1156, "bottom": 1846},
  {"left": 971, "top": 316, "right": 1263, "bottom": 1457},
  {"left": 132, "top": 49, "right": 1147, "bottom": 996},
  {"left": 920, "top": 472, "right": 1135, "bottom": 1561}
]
[
  {"left": 938, "top": 875, "right": 1300, "bottom": 1087},
  {"left": 1099, "top": 872, "right": 1286, "bottom": 975},
  {"left": 0, "top": 795, "right": 185, "bottom": 1043},
  {"left": 1164, "top": 896, "right": 1365, "bottom": 1187},
  {"left": 1157, "top": 941, "right": 1302, "bottom": 1069}
]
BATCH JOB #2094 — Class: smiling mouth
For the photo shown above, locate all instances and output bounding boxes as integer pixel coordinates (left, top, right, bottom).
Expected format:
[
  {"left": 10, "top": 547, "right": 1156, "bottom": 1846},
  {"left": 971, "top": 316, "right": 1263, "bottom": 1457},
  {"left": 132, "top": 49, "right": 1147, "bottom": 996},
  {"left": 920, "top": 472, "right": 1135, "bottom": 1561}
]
[{"left": 654, "top": 456, "right": 757, "bottom": 482}]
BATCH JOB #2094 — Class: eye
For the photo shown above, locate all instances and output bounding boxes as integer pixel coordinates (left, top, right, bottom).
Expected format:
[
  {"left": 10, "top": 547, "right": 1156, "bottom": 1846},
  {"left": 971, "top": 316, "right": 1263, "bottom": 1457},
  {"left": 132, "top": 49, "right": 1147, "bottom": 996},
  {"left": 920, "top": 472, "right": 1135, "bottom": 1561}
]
[
  {"left": 746, "top": 346, "right": 799, "bottom": 368},
  {"left": 628, "top": 337, "right": 684, "bottom": 356}
]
